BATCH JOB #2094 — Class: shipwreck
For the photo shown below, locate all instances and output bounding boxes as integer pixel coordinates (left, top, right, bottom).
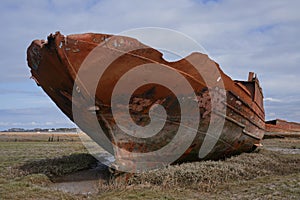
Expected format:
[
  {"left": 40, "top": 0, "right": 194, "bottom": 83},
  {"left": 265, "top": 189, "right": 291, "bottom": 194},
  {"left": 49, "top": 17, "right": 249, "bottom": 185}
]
[
  {"left": 265, "top": 119, "right": 300, "bottom": 138},
  {"left": 27, "top": 32, "right": 265, "bottom": 171}
]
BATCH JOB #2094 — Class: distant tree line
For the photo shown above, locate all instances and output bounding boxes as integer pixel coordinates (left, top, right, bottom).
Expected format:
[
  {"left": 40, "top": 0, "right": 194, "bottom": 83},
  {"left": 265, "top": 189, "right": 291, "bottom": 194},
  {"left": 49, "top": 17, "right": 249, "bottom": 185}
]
[{"left": 2, "top": 127, "right": 77, "bottom": 132}]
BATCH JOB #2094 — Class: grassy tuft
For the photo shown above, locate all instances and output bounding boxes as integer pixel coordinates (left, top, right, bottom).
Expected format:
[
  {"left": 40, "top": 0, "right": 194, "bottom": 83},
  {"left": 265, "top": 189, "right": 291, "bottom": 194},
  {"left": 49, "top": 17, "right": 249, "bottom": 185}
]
[{"left": 121, "top": 148, "right": 300, "bottom": 192}]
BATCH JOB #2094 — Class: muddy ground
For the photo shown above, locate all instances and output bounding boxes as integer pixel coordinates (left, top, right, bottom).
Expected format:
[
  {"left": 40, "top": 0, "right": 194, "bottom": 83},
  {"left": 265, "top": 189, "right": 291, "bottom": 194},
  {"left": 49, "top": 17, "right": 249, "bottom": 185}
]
[{"left": 0, "top": 132, "right": 299, "bottom": 199}]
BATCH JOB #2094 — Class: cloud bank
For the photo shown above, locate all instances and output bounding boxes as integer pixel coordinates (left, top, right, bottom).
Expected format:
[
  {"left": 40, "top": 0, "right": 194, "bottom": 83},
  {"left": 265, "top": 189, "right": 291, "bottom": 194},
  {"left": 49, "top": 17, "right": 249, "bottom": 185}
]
[{"left": 0, "top": 0, "right": 299, "bottom": 130}]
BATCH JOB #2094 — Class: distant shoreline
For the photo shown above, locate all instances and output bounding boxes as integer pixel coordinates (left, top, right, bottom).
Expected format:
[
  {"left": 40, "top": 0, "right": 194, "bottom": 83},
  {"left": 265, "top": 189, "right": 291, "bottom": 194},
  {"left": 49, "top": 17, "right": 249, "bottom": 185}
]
[
  {"left": 0, "top": 131, "right": 78, "bottom": 135},
  {"left": 1, "top": 127, "right": 77, "bottom": 133}
]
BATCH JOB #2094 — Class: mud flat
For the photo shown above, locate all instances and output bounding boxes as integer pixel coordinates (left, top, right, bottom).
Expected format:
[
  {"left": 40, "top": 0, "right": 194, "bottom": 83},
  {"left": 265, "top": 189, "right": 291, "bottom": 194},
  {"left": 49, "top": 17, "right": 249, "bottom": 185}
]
[
  {"left": 0, "top": 133, "right": 299, "bottom": 199},
  {"left": 264, "top": 132, "right": 300, "bottom": 139}
]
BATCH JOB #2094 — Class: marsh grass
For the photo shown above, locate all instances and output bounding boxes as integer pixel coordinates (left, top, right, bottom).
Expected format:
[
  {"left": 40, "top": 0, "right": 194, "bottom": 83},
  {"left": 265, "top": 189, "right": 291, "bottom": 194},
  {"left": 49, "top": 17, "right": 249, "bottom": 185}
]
[
  {"left": 0, "top": 134, "right": 93, "bottom": 200},
  {"left": 112, "top": 149, "right": 299, "bottom": 191},
  {"left": 0, "top": 134, "right": 299, "bottom": 199},
  {"left": 99, "top": 139, "right": 300, "bottom": 199}
]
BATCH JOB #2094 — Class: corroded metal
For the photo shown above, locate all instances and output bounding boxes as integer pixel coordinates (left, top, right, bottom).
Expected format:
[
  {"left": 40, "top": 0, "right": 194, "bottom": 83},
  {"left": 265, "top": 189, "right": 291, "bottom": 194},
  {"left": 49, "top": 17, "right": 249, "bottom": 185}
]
[
  {"left": 265, "top": 119, "right": 300, "bottom": 138},
  {"left": 26, "top": 32, "right": 265, "bottom": 164}
]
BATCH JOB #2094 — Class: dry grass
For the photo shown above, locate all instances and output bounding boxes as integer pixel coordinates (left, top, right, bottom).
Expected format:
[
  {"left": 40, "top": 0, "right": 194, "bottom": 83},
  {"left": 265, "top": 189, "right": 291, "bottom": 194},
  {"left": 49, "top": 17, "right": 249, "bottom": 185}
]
[
  {"left": 0, "top": 134, "right": 91, "bottom": 200},
  {"left": 0, "top": 132, "right": 80, "bottom": 142},
  {"left": 99, "top": 138, "right": 300, "bottom": 199},
  {"left": 0, "top": 134, "right": 299, "bottom": 199},
  {"left": 119, "top": 148, "right": 299, "bottom": 191}
]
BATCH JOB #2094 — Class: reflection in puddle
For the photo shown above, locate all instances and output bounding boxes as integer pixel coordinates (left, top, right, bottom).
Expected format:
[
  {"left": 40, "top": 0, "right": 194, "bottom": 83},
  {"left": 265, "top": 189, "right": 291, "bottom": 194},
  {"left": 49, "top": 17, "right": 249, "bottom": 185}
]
[
  {"left": 51, "top": 156, "right": 112, "bottom": 194},
  {"left": 52, "top": 180, "right": 100, "bottom": 194}
]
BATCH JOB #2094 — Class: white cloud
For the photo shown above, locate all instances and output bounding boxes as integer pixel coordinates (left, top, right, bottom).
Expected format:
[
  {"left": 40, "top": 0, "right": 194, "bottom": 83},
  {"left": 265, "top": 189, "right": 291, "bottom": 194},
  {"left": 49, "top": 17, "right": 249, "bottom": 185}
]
[
  {"left": 0, "top": 0, "right": 300, "bottom": 128},
  {"left": 264, "top": 98, "right": 282, "bottom": 103}
]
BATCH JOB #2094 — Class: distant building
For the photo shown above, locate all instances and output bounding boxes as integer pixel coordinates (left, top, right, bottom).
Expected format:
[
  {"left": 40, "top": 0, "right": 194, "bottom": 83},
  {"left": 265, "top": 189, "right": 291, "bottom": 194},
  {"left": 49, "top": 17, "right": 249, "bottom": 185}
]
[{"left": 7, "top": 128, "right": 25, "bottom": 132}]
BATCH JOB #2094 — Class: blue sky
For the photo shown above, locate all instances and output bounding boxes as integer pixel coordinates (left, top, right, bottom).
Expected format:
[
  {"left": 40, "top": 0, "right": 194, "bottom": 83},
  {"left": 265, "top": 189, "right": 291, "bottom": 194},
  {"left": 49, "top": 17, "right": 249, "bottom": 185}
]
[{"left": 0, "top": 0, "right": 299, "bottom": 130}]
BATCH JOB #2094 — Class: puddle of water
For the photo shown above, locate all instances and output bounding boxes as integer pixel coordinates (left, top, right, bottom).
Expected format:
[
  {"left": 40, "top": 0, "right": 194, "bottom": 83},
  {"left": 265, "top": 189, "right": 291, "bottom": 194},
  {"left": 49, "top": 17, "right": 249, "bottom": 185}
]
[
  {"left": 50, "top": 162, "right": 111, "bottom": 195},
  {"left": 265, "top": 147, "right": 300, "bottom": 154},
  {"left": 52, "top": 180, "right": 99, "bottom": 194}
]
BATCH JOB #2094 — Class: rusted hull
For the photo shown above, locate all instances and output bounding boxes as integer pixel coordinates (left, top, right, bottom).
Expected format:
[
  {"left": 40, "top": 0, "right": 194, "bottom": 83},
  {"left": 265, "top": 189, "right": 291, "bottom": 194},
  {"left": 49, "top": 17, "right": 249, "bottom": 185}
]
[
  {"left": 266, "top": 119, "right": 300, "bottom": 133},
  {"left": 265, "top": 119, "right": 300, "bottom": 138},
  {"left": 26, "top": 32, "right": 265, "bottom": 164}
]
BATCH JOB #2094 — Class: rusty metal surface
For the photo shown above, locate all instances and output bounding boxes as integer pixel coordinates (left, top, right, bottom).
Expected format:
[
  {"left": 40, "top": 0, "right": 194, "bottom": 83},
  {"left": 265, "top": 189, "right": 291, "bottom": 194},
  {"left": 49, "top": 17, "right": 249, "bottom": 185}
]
[
  {"left": 266, "top": 119, "right": 300, "bottom": 132},
  {"left": 27, "top": 32, "right": 265, "bottom": 164}
]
